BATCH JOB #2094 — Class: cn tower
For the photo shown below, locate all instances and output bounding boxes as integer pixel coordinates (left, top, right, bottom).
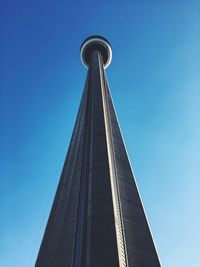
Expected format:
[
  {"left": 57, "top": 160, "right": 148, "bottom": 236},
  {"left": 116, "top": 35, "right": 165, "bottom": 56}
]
[{"left": 35, "top": 35, "right": 161, "bottom": 267}]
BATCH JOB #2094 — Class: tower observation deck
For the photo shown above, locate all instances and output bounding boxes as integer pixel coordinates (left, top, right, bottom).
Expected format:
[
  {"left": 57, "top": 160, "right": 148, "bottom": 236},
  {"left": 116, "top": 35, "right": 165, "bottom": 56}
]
[{"left": 35, "top": 35, "right": 161, "bottom": 267}]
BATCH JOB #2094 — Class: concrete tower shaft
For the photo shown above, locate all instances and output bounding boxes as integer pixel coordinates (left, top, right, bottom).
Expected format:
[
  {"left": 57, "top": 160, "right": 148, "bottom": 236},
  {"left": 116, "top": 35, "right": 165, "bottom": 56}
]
[{"left": 35, "top": 35, "right": 161, "bottom": 267}]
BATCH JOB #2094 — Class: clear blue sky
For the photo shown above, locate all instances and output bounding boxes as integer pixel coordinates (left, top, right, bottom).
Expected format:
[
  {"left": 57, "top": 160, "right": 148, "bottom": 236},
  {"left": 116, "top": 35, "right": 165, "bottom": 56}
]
[{"left": 1, "top": 0, "right": 200, "bottom": 266}]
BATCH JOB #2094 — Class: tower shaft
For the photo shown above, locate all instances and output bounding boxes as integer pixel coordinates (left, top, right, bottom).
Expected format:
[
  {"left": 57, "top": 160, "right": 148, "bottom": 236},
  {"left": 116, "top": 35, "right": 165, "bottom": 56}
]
[{"left": 35, "top": 37, "right": 161, "bottom": 267}]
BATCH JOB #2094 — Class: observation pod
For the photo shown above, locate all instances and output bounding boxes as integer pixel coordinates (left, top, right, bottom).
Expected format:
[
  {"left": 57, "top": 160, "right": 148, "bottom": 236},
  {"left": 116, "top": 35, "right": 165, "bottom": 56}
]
[
  {"left": 80, "top": 35, "right": 112, "bottom": 69},
  {"left": 35, "top": 35, "right": 162, "bottom": 267}
]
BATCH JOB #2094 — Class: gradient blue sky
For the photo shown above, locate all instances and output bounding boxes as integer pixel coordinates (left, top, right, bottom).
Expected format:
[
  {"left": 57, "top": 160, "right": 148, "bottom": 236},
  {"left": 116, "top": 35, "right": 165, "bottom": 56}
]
[{"left": 1, "top": 0, "right": 200, "bottom": 266}]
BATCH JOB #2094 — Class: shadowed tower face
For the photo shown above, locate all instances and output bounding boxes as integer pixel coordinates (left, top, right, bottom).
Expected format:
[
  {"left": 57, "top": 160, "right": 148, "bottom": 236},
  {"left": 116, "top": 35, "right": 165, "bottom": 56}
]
[{"left": 35, "top": 35, "right": 161, "bottom": 267}]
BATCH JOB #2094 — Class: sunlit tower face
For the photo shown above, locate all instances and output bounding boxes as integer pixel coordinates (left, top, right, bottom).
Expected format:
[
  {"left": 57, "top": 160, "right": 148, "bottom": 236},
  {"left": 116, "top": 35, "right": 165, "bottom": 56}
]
[{"left": 35, "top": 35, "right": 161, "bottom": 267}]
